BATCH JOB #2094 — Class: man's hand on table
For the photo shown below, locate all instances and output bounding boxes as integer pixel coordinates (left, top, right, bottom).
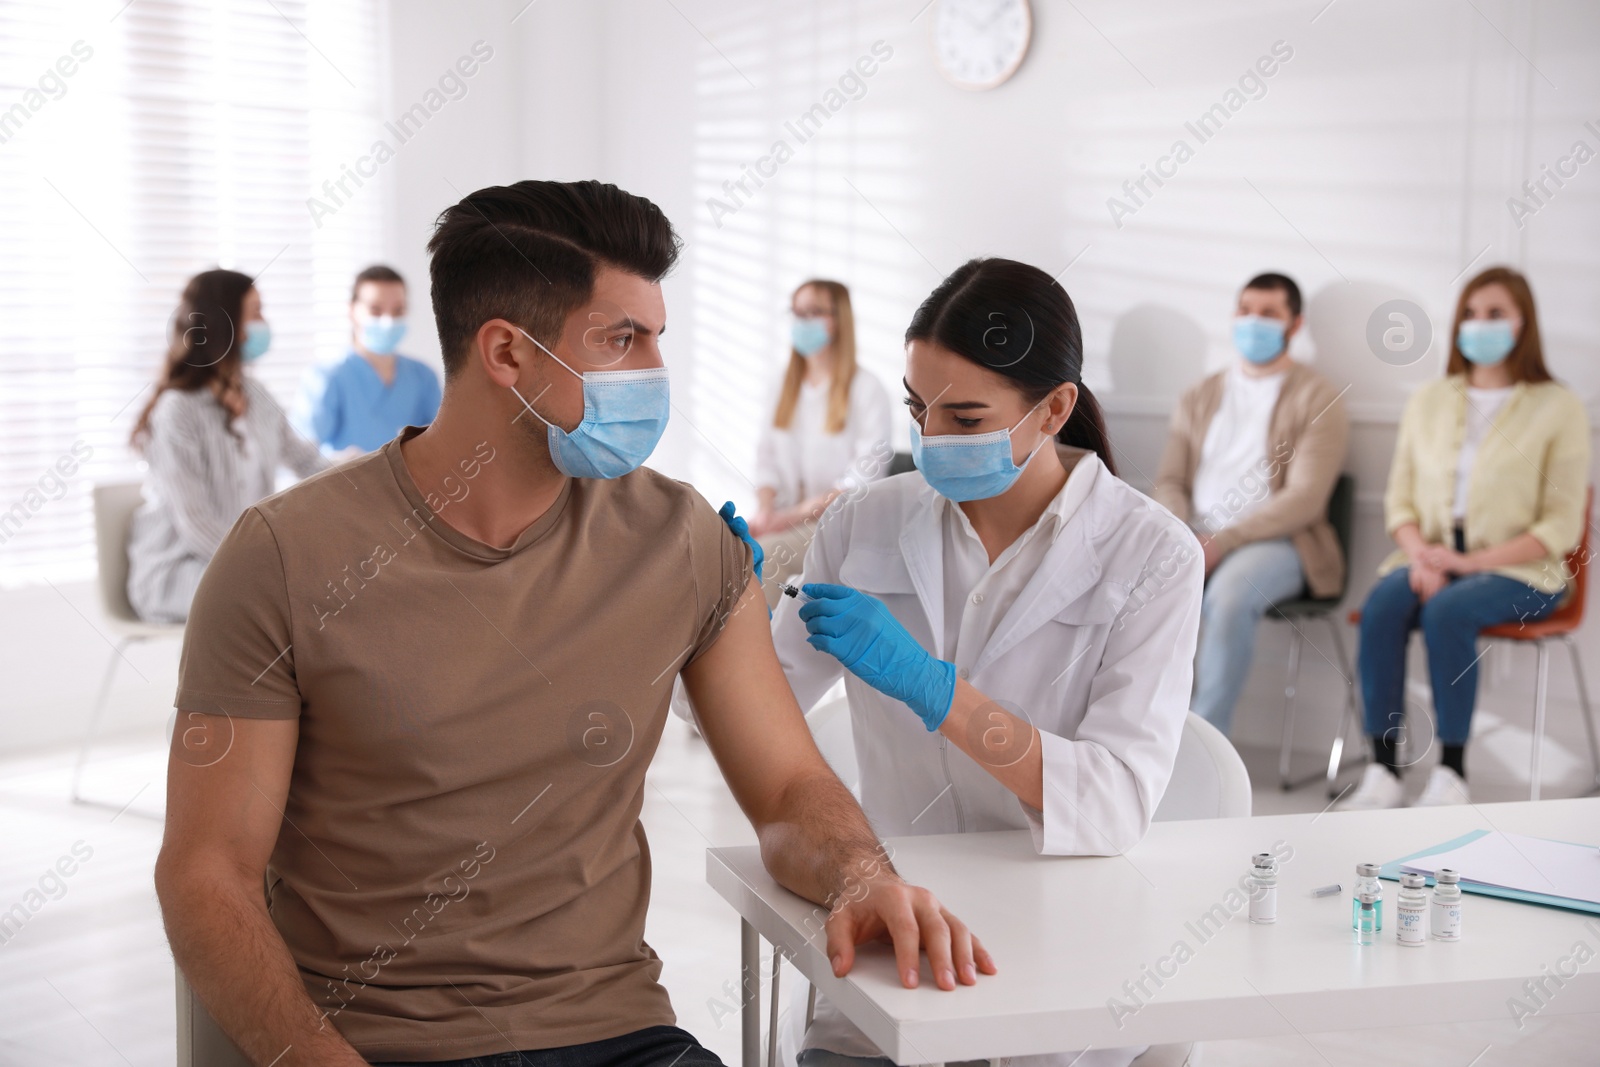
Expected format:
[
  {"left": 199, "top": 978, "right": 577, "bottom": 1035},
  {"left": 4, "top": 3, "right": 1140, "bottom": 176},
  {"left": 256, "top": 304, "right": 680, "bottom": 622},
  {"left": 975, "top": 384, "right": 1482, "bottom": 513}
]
[{"left": 825, "top": 873, "right": 998, "bottom": 990}]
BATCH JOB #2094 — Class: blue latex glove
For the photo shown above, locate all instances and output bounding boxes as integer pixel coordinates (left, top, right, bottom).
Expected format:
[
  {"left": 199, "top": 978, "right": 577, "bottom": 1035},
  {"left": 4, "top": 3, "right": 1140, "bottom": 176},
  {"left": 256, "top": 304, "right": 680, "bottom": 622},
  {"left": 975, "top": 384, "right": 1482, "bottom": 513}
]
[
  {"left": 798, "top": 582, "right": 956, "bottom": 731},
  {"left": 718, "top": 501, "right": 764, "bottom": 586}
]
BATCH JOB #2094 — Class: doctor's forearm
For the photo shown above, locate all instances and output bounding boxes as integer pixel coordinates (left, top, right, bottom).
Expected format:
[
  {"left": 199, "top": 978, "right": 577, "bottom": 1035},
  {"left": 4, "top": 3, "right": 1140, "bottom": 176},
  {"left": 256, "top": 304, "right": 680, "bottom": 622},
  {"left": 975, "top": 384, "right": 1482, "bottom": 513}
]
[{"left": 937, "top": 679, "right": 1044, "bottom": 810}]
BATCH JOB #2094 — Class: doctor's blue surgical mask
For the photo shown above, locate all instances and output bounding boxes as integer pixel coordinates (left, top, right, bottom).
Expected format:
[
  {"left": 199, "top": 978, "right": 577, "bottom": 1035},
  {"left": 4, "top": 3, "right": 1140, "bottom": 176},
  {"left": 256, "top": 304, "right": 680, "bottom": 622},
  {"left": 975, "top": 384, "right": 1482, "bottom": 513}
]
[
  {"left": 241, "top": 320, "right": 272, "bottom": 363},
  {"left": 909, "top": 398, "right": 1049, "bottom": 503},
  {"left": 508, "top": 326, "right": 671, "bottom": 479},
  {"left": 1456, "top": 319, "right": 1516, "bottom": 366},
  {"left": 359, "top": 315, "right": 408, "bottom": 356},
  {"left": 1232, "top": 315, "right": 1285, "bottom": 365},
  {"left": 791, "top": 317, "right": 830, "bottom": 357}
]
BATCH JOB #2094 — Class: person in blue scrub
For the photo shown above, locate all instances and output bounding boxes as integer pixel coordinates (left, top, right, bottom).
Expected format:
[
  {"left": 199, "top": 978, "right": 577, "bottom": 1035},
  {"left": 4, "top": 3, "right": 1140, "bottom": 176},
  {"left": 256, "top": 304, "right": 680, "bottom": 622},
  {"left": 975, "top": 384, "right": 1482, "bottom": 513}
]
[{"left": 303, "top": 265, "right": 442, "bottom": 452}]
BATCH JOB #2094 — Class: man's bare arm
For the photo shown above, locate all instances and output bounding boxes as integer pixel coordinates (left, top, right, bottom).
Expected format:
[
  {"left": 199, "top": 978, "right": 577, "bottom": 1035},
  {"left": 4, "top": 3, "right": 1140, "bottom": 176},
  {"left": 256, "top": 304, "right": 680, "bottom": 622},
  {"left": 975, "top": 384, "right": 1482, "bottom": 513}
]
[
  {"left": 680, "top": 579, "right": 997, "bottom": 990},
  {"left": 154, "top": 714, "right": 367, "bottom": 1067}
]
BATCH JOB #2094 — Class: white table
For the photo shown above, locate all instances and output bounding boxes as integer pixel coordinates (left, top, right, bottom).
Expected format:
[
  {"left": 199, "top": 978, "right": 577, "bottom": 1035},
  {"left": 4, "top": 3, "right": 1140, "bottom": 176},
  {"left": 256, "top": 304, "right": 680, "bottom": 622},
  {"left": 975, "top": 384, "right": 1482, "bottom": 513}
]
[{"left": 707, "top": 798, "right": 1600, "bottom": 1066}]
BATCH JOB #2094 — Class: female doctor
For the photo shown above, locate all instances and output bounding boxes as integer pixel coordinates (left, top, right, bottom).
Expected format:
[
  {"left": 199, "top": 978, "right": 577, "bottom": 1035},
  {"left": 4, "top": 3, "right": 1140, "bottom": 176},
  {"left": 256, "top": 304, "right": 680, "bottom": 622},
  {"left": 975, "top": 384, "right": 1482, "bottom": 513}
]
[{"left": 763, "top": 258, "right": 1204, "bottom": 1067}]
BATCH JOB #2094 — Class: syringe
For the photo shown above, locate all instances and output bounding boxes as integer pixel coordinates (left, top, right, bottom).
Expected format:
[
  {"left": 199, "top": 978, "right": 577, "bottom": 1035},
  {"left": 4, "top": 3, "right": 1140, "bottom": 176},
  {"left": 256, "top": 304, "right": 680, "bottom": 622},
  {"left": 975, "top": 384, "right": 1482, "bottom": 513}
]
[{"left": 779, "top": 582, "right": 814, "bottom": 603}]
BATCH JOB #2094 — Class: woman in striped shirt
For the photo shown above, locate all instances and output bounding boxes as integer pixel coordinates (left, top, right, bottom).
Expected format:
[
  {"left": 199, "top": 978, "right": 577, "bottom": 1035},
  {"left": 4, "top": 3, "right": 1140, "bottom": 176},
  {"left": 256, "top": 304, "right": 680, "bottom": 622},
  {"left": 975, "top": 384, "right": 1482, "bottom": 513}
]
[{"left": 126, "top": 269, "right": 328, "bottom": 623}]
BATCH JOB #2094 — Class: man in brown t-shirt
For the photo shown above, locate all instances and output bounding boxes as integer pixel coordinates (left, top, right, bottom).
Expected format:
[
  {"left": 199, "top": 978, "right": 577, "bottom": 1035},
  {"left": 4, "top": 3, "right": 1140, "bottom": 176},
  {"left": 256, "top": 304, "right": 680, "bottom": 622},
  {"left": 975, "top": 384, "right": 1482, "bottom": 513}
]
[{"left": 154, "top": 180, "right": 995, "bottom": 1067}]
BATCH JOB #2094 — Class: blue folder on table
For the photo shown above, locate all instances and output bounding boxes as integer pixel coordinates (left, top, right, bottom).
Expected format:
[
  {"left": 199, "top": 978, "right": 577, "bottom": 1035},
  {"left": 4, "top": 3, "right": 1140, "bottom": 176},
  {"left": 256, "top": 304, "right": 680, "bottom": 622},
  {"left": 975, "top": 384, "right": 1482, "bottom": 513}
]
[{"left": 1381, "top": 829, "right": 1600, "bottom": 916}]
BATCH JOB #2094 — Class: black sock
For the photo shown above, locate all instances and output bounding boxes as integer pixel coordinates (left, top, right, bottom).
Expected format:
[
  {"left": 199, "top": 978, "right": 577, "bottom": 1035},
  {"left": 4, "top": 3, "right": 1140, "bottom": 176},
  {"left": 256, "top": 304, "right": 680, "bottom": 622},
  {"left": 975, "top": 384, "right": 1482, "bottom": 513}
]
[
  {"left": 1370, "top": 735, "right": 1401, "bottom": 778},
  {"left": 1442, "top": 744, "right": 1467, "bottom": 780}
]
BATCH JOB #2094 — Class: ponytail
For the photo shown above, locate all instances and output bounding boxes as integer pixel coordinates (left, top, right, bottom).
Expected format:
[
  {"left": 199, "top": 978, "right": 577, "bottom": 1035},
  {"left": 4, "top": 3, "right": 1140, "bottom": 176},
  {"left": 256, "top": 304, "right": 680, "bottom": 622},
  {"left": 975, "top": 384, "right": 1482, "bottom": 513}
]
[
  {"left": 1059, "top": 381, "right": 1116, "bottom": 476},
  {"left": 906, "top": 256, "right": 1117, "bottom": 477}
]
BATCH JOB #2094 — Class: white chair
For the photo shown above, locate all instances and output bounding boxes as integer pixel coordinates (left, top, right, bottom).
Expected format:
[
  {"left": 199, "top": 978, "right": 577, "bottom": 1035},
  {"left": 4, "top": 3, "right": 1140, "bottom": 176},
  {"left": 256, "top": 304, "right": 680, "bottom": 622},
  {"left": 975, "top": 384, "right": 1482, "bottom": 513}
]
[
  {"left": 1153, "top": 712, "right": 1253, "bottom": 822},
  {"left": 74, "top": 482, "right": 184, "bottom": 811},
  {"left": 176, "top": 969, "right": 251, "bottom": 1067}
]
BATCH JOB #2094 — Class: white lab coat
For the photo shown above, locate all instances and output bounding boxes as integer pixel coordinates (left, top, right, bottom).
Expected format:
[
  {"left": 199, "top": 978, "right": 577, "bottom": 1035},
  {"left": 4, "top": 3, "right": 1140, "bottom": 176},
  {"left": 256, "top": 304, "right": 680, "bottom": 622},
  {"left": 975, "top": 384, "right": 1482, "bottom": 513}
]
[{"left": 772, "top": 453, "right": 1204, "bottom": 1067}]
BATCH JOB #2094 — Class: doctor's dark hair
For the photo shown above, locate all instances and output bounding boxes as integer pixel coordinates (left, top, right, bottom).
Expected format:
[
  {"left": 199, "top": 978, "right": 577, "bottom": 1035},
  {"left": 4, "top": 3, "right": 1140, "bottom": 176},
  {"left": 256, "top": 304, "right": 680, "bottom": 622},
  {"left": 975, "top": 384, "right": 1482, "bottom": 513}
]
[
  {"left": 427, "top": 180, "right": 681, "bottom": 378},
  {"left": 904, "top": 257, "right": 1116, "bottom": 476}
]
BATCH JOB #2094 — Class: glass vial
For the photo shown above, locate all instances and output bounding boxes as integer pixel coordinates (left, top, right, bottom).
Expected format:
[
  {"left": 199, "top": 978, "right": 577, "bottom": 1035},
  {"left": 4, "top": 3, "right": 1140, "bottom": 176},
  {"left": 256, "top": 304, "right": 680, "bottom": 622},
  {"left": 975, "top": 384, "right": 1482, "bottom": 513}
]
[
  {"left": 1352, "top": 862, "right": 1383, "bottom": 931},
  {"left": 1355, "top": 886, "right": 1377, "bottom": 946},
  {"left": 1248, "top": 852, "right": 1278, "bottom": 924},
  {"left": 1396, "top": 872, "right": 1427, "bottom": 947},
  {"left": 1431, "top": 868, "right": 1462, "bottom": 941}
]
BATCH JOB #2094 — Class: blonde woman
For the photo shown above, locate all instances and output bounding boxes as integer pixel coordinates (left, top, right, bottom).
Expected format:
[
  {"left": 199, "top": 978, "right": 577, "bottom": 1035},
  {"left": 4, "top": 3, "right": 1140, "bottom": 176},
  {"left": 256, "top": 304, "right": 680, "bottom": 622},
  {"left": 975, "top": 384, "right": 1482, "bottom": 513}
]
[{"left": 751, "top": 280, "right": 892, "bottom": 609}]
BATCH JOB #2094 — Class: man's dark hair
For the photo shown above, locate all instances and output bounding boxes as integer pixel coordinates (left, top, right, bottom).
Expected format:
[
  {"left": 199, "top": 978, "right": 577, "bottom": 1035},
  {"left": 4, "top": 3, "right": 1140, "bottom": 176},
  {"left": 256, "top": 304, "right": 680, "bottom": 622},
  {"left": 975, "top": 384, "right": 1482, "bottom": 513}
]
[
  {"left": 427, "top": 180, "right": 681, "bottom": 378},
  {"left": 1242, "top": 272, "right": 1302, "bottom": 318},
  {"left": 350, "top": 264, "right": 405, "bottom": 302}
]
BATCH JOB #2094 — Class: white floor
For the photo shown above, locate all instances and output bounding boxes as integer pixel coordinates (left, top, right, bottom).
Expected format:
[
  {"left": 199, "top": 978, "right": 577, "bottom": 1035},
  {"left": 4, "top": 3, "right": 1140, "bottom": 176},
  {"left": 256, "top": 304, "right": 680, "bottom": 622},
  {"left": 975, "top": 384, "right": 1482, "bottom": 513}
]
[{"left": 1, "top": 721, "right": 1596, "bottom": 1067}]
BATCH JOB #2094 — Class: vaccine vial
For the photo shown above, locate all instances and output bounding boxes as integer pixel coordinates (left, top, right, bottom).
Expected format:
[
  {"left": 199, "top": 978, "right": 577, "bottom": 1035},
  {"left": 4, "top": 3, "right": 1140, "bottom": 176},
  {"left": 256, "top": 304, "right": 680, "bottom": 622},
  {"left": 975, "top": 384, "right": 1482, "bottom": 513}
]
[
  {"left": 1248, "top": 852, "right": 1278, "bottom": 924},
  {"left": 1395, "top": 872, "right": 1427, "bottom": 947},
  {"left": 1355, "top": 886, "right": 1377, "bottom": 946},
  {"left": 1352, "top": 863, "right": 1383, "bottom": 932},
  {"left": 1431, "top": 868, "right": 1462, "bottom": 941}
]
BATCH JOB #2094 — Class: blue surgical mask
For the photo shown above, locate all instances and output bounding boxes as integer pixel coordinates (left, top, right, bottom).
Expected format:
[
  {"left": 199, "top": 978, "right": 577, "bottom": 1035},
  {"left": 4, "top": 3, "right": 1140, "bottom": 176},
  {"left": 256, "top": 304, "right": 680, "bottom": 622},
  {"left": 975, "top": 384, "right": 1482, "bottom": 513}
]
[
  {"left": 241, "top": 320, "right": 271, "bottom": 363},
  {"left": 1232, "top": 315, "right": 1286, "bottom": 365},
  {"left": 509, "top": 327, "right": 670, "bottom": 479},
  {"left": 359, "top": 315, "right": 407, "bottom": 356},
  {"left": 909, "top": 400, "right": 1048, "bottom": 503},
  {"left": 1457, "top": 319, "right": 1516, "bottom": 366},
  {"left": 791, "top": 317, "right": 829, "bottom": 357}
]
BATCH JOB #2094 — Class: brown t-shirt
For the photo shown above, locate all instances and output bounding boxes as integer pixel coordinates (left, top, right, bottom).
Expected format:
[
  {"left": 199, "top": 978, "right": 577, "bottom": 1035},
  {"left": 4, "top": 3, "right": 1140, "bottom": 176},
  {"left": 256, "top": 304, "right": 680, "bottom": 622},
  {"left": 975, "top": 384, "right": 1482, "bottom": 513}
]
[{"left": 174, "top": 428, "right": 750, "bottom": 1061}]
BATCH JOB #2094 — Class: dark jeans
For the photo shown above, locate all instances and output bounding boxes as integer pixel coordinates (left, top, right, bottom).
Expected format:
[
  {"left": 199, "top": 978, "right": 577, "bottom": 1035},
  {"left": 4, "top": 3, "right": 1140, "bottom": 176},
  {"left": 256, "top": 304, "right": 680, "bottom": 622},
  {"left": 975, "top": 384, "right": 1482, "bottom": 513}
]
[
  {"left": 371, "top": 1025, "right": 723, "bottom": 1067},
  {"left": 1357, "top": 566, "right": 1563, "bottom": 747}
]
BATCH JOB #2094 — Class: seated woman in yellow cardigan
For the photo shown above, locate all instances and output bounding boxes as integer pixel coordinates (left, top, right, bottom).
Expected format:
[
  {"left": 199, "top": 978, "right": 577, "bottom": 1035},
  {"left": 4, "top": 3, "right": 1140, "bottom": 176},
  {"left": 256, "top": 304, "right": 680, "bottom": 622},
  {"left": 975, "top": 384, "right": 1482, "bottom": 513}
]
[{"left": 1341, "top": 267, "right": 1590, "bottom": 809}]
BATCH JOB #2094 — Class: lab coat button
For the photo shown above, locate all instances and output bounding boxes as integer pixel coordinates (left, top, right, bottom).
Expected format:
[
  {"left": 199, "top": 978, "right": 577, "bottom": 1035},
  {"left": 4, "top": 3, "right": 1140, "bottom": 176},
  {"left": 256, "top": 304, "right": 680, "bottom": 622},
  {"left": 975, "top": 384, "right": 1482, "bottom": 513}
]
[
  {"left": 957, "top": 667, "right": 970, "bottom": 679},
  {"left": 971, "top": 593, "right": 984, "bottom": 605}
]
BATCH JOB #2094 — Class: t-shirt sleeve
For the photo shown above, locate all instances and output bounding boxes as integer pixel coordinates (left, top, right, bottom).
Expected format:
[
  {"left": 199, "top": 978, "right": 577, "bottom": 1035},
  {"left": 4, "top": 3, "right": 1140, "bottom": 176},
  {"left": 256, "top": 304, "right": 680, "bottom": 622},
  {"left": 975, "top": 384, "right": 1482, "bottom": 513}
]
[
  {"left": 174, "top": 506, "right": 303, "bottom": 719},
  {"left": 683, "top": 489, "right": 755, "bottom": 667}
]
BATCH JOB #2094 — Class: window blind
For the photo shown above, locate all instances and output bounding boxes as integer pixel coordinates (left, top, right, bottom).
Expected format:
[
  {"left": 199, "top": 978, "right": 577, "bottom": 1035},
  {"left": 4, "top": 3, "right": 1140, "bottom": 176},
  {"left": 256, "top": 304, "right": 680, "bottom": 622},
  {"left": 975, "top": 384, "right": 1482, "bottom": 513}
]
[{"left": 0, "top": 0, "right": 384, "bottom": 586}]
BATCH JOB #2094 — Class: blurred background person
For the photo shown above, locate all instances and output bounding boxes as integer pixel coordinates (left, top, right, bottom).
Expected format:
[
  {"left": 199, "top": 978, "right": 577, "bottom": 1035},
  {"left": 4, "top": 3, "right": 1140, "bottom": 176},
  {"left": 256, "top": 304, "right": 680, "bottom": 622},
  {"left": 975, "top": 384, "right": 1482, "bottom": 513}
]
[
  {"left": 1341, "top": 266, "right": 1590, "bottom": 810},
  {"left": 750, "top": 279, "right": 891, "bottom": 609},
  {"left": 125, "top": 269, "right": 329, "bottom": 623},
  {"left": 299, "top": 265, "right": 441, "bottom": 454},
  {"left": 1154, "top": 272, "right": 1348, "bottom": 738}
]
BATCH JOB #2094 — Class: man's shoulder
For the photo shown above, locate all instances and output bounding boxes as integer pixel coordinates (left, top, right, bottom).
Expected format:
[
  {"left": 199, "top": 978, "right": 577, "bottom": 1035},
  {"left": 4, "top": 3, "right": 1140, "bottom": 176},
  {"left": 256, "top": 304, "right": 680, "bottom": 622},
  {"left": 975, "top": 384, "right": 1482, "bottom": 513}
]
[
  {"left": 254, "top": 449, "right": 395, "bottom": 531},
  {"left": 588, "top": 466, "right": 725, "bottom": 538},
  {"left": 1179, "top": 369, "right": 1226, "bottom": 406},
  {"left": 1282, "top": 361, "right": 1346, "bottom": 415}
]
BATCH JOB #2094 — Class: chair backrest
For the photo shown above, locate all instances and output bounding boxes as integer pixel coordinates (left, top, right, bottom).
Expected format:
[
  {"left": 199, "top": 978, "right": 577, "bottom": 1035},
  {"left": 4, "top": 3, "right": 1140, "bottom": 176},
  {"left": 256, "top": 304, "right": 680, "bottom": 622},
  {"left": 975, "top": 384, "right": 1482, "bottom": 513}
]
[
  {"left": 1550, "top": 487, "right": 1594, "bottom": 623},
  {"left": 175, "top": 969, "right": 252, "bottom": 1067},
  {"left": 1153, "top": 712, "right": 1252, "bottom": 822},
  {"left": 92, "top": 481, "right": 145, "bottom": 624},
  {"left": 1327, "top": 473, "right": 1355, "bottom": 562}
]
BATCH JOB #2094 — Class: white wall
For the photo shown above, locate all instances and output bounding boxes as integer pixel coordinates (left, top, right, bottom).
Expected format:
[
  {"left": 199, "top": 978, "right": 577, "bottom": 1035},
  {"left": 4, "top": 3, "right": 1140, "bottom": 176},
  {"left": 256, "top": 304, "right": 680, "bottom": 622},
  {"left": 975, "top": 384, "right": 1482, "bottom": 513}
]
[
  {"left": 496, "top": 0, "right": 1600, "bottom": 789},
  {"left": 8, "top": 0, "right": 1599, "bottom": 797}
]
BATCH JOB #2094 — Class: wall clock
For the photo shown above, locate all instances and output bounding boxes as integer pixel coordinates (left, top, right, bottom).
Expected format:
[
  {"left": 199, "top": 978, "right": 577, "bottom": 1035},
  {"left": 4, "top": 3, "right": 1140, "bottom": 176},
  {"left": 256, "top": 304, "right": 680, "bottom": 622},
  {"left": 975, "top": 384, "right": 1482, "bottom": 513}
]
[{"left": 932, "top": 0, "right": 1032, "bottom": 91}]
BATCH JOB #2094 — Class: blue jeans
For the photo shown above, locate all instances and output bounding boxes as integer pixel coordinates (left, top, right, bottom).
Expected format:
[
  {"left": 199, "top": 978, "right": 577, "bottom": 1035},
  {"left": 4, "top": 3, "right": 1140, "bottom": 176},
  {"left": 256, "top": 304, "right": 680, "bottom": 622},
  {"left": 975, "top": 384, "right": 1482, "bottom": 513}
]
[
  {"left": 1357, "top": 567, "right": 1563, "bottom": 747},
  {"left": 370, "top": 1025, "right": 721, "bottom": 1067},
  {"left": 1192, "top": 539, "right": 1306, "bottom": 736}
]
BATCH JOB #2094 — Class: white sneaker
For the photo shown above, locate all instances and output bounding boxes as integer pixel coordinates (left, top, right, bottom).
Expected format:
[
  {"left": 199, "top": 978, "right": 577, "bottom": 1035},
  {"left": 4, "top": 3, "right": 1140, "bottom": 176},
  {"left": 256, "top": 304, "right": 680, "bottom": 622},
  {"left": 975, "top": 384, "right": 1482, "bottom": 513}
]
[
  {"left": 1336, "top": 764, "right": 1405, "bottom": 811},
  {"left": 1414, "top": 766, "right": 1471, "bottom": 807}
]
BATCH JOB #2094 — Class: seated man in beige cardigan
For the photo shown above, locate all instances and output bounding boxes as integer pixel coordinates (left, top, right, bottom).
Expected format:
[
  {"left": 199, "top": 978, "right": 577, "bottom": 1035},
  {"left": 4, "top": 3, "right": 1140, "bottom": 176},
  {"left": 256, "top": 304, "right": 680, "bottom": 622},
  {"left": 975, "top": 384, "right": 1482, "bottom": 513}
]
[{"left": 1153, "top": 273, "right": 1349, "bottom": 737}]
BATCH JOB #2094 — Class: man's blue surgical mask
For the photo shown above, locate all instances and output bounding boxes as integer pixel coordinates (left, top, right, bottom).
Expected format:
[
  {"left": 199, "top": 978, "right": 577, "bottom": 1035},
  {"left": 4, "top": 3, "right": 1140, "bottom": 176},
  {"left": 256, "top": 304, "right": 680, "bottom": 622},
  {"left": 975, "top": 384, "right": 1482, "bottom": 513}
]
[
  {"left": 359, "top": 315, "right": 408, "bottom": 356},
  {"left": 909, "top": 399, "right": 1048, "bottom": 503},
  {"left": 241, "top": 320, "right": 271, "bottom": 363},
  {"left": 509, "top": 327, "right": 670, "bottom": 479},
  {"left": 791, "top": 317, "right": 830, "bottom": 357},
  {"left": 1232, "top": 315, "right": 1286, "bottom": 365},
  {"left": 1457, "top": 319, "right": 1516, "bottom": 366}
]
